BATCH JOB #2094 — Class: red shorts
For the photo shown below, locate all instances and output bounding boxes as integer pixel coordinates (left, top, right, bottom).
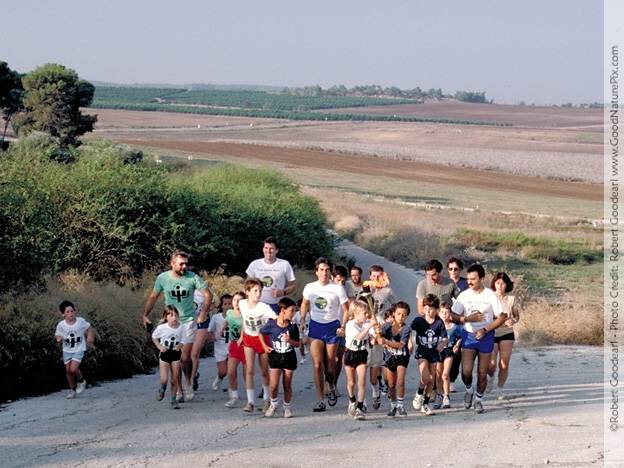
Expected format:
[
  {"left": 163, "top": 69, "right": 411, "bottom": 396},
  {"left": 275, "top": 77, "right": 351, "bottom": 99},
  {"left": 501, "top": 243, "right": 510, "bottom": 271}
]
[
  {"left": 228, "top": 340, "right": 246, "bottom": 364},
  {"left": 242, "top": 334, "right": 270, "bottom": 354}
]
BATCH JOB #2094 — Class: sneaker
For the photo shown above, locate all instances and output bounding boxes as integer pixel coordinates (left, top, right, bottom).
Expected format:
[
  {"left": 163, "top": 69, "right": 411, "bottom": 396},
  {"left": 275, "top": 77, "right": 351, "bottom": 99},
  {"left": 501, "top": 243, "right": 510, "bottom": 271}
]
[
  {"left": 261, "top": 400, "right": 271, "bottom": 413},
  {"left": 378, "top": 378, "right": 387, "bottom": 396},
  {"left": 76, "top": 380, "right": 87, "bottom": 395},
  {"left": 176, "top": 392, "right": 184, "bottom": 403},
  {"left": 464, "top": 390, "right": 474, "bottom": 409},
  {"left": 299, "top": 357, "right": 306, "bottom": 364},
  {"left": 396, "top": 405, "right": 408, "bottom": 417},
  {"left": 184, "top": 387, "right": 194, "bottom": 402},
  {"left": 485, "top": 376, "right": 494, "bottom": 394},
  {"left": 157, "top": 385, "right": 166, "bottom": 401},
  {"left": 243, "top": 402, "right": 254, "bottom": 413},
  {"left": 412, "top": 394, "right": 424, "bottom": 411},
  {"left": 347, "top": 401, "right": 357, "bottom": 416},
  {"left": 171, "top": 399, "right": 180, "bottom": 410},
  {"left": 324, "top": 381, "right": 331, "bottom": 396},
  {"left": 212, "top": 376, "right": 221, "bottom": 391},
  {"left": 284, "top": 406, "right": 293, "bottom": 418},
  {"left": 193, "top": 372, "right": 200, "bottom": 392},
  {"left": 474, "top": 400, "right": 485, "bottom": 414},
  {"left": 442, "top": 395, "right": 451, "bottom": 409},
  {"left": 264, "top": 403, "right": 277, "bottom": 417},
  {"left": 225, "top": 397, "right": 240, "bottom": 408},
  {"left": 387, "top": 406, "right": 397, "bottom": 417},
  {"left": 313, "top": 401, "right": 326, "bottom": 412},
  {"left": 449, "top": 383, "right": 457, "bottom": 393},
  {"left": 66, "top": 390, "right": 76, "bottom": 399},
  {"left": 421, "top": 403, "right": 434, "bottom": 416},
  {"left": 495, "top": 388, "right": 505, "bottom": 400},
  {"left": 433, "top": 393, "right": 443, "bottom": 410},
  {"left": 372, "top": 395, "right": 381, "bottom": 410},
  {"left": 327, "top": 386, "right": 338, "bottom": 407},
  {"left": 354, "top": 408, "right": 366, "bottom": 420}
]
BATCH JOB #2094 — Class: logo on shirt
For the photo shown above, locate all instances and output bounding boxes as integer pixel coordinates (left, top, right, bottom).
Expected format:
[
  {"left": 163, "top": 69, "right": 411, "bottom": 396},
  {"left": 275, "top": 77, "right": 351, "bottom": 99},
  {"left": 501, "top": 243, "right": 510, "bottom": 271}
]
[
  {"left": 170, "top": 285, "right": 188, "bottom": 302},
  {"left": 261, "top": 276, "right": 274, "bottom": 288},
  {"left": 65, "top": 332, "right": 81, "bottom": 348},
  {"left": 314, "top": 297, "right": 328, "bottom": 310},
  {"left": 419, "top": 330, "right": 439, "bottom": 348},
  {"left": 164, "top": 335, "right": 178, "bottom": 350}
]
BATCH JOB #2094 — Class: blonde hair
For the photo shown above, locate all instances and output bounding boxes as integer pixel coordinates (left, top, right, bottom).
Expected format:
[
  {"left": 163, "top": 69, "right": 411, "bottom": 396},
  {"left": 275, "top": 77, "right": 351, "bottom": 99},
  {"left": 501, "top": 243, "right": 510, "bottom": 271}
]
[{"left": 348, "top": 300, "right": 372, "bottom": 321}]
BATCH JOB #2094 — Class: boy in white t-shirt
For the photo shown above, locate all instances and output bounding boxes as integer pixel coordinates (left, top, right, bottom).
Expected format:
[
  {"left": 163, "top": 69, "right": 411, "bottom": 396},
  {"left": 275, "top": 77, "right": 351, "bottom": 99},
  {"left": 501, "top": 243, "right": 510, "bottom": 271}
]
[
  {"left": 54, "top": 300, "right": 95, "bottom": 399},
  {"left": 207, "top": 296, "right": 230, "bottom": 392}
]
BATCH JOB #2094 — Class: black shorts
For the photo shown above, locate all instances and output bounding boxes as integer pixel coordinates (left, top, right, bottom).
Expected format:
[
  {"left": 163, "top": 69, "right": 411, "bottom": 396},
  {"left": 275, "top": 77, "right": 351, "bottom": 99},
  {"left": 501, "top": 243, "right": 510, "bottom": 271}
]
[
  {"left": 415, "top": 347, "right": 441, "bottom": 364},
  {"left": 160, "top": 349, "right": 182, "bottom": 363},
  {"left": 268, "top": 350, "right": 297, "bottom": 371},
  {"left": 197, "top": 316, "right": 211, "bottom": 330},
  {"left": 344, "top": 349, "right": 368, "bottom": 367},
  {"left": 495, "top": 332, "right": 515, "bottom": 343},
  {"left": 384, "top": 354, "right": 410, "bottom": 372},
  {"left": 440, "top": 348, "right": 456, "bottom": 361}
]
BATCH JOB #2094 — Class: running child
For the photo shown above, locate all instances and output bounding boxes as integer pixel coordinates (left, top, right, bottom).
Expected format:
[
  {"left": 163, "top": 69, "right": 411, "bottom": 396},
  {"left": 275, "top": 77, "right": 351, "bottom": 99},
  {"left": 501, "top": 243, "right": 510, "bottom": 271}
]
[
  {"left": 344, "top": 300, "right": 379, "bottom": 420},
  {"left": 225, "top": 291, "right": 246, "bottom": 408},
  {"left": 55, "top": 300, "right": 95, "bottom": 399},
  {"left": 151, "top": 305, "right": 188, "bottom": 409},
  {"left": 293, "top": 298, "right": 309, "bottom": 364},
  {"left": 207, "top": 294, "right": 231, "bottom": 392},
  {"left": 435, "top": 302, "right": 462, "bottom": 409},
  {"left": 411, "top": 294, "right": 447, "bottom": 416},
  {"left": 380, "top": 301, "right": 411, "bottom": 417},
  {"left": 260, "top": 297, "right": 300, "bottom": 418},
  {"left": 239, "top": 278, "right": 277, "bottom": 412}
]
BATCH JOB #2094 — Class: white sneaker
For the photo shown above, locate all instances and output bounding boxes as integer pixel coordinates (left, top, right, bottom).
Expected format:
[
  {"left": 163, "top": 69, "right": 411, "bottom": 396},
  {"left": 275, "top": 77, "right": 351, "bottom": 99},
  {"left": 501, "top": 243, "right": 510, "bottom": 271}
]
[
  {"left": 495, "top": 387, "right": 505, "bottom": 400},
  {"left": 449, "top": 383, "right": 456, "bottom": 393},
  {"left": 262, "top": 400, "right": 271, "bottom": 413},
  {"left": 264, "top": 403, "right": 277, "bottom": 417},
  {"left": 225, "top": 397, "right": 240, "bottom": 408},
  {"left": 184, "top": 386, "right": 194, "bottom": 401},
  {"left": 433, "top": 393, "right": 443, "bottom": 409},
  {"left": 284, "top": 406, "right": 293, "bottom": 418},
  {"left": 354, "top": 408, "right": 366, "bottom": 420},
  {"left": 212, "top": 377, "right": 221, "bottom": 391},
  {"left": 442, "top": 395, "right": 451, "bottom": 408},
  {"left": 76, "top": 380, "right": 86, "bottom": 395},
  {"left": 485, "top": 376, "right": 494, "bottom": 394},
  {"left": 299, "top": 357, "right": 306, "bottom": 364},
  {"left": 412, "top": 394, "right": 424, "bottom": 411},
  {"left": 474, "top": 400, "right": 485, "bottom": 414},
  {"left": 66, "top": 390, "right": 76, "bottom": 399},
  {"left": 347, "top": 401, "right": 357, "bottom": 416},
  {"left": 421, "top": 403, "right": 434, "bottom": 416}
]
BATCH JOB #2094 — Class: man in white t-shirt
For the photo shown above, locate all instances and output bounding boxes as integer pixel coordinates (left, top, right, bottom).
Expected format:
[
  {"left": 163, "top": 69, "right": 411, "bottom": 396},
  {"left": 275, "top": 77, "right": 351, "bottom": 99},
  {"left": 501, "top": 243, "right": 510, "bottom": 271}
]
[
  {"left": 451, "top": 264, "right": 507, "bottom": 414},
  {"left": 246, "top": 236, "right": 296, "bottom": 312},
  {"left": 300, "top": 257, "right": 349, "bottom": 412}
]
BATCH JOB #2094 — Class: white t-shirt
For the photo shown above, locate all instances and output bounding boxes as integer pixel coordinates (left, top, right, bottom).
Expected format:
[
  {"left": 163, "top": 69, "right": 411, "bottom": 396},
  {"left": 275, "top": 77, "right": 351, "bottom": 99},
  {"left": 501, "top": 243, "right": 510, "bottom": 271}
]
[
  {"left": 55, "top": 317, "right": 91, "bottom": 354},
  {"left": 452, "top": 287, "right": 504, "bottom": 333},
  {"left": 152, "top": 323, "right": 187, "bottom": 350},
  {"left": 208, "top": 313, "right": 228, "bottom": 354},
  {"left": 303, "top": 281, "right": 348, "bottom": 324},
  {"left": 345, "top": 320, "right": 376, "bottom": 351},
  {"left": 246, "top": 258, "right": 295, "bottom": 305},
  {"left": 193, "top": 290, "right": 204, "bottom": 318},
  {"left": 239, "top": 299, "right": 277, "bottom": 336}
]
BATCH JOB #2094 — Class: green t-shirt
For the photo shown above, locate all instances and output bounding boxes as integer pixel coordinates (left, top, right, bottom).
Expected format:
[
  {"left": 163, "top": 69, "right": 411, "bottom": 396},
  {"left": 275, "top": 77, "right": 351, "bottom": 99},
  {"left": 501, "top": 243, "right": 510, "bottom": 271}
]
[
  {"left": 225, "top": 309, "right": 243, "bottom": 342},
  {"left": 153, "top": 271, "right": 207, "bottom": 323}
]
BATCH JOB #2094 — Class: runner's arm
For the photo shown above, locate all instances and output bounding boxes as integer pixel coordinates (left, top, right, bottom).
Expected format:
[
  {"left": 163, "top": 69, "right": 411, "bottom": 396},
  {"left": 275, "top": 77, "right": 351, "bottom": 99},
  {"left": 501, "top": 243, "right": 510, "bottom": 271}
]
[
  {"left": 283, "top": 280, "right": 296, "bottom": 296},
  {"left": 142, "top": 291, "right": 160, "bottom": 326},
  {"left": 300, "top": 298, "right": 310, "bottom": 331}
]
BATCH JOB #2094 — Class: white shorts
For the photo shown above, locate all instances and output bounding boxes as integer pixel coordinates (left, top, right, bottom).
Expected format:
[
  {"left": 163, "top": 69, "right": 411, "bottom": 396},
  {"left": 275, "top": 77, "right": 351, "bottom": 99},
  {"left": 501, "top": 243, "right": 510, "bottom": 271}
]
[
  {"left": 180, "top": 320, "right": 197, "bottom": 344},
  {"left": 214, "top": 342, "right": 228, "bottom": 362}
]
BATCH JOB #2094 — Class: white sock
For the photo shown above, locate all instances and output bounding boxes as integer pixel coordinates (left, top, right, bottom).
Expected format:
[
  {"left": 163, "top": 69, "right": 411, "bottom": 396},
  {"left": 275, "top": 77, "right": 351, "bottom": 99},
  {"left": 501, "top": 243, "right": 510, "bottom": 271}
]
[
  {"left": 230, "top": 389, "right": 239, "bottom": 399},
  {"left": 262, "top": 385, "right": 270, "bottom": 401},
  {"left": 371, "top": 383, "right": 380, "bottom": 398},
  {"left": 246, "top": 389, "right": 255, "bottom": 404},
  {"left": 465, "top": 385, "right": 473, "bottom": 393}
]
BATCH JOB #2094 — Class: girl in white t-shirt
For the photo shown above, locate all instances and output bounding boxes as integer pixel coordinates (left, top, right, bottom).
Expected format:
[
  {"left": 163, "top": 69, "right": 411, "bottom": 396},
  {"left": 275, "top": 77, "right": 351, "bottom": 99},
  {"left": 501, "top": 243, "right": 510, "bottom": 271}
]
[
  {"left": 207, "top": 294, "right": 232, "bottom": 392},
  {"left": 152, "top": 305, "right": 187, "bottom": 409},
  {"left": 344, "top": 300, "right": 379, "bottom": 420}
]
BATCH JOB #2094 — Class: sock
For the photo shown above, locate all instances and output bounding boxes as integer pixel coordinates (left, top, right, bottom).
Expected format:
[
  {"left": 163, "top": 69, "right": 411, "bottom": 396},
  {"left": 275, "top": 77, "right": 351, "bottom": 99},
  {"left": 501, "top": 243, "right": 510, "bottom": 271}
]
[
  {"left": 357, "top": 401, "right": 364, "bottom": 410},
  {"left": 424, "top": 395, "right": 430, "bottom": 404},
  {"left": 417, "top": 387, "right": 424, "bottom": 395},
  {"left": 349, "top": 395, "right": 356, "bottom": 403},
  {"left": 270, "top": 398, "right": 278, "bottom": 407},
  {"left": 397, "top": 397, "right": 404, "bottom": 407},
  {"left": 390, "top": 400, "right": 397, "bottom": 408},
  {"left": 170, "top": 396, "right": 176, "bottom": 403},
  {"left": 230, "top": 389, "right": 239, "bottom": 399},
  {"left": 465, "top": 385, "right": 473, "bottom": 393},
  {"left": 371, "top": 383, "right": 380, "bottom": 398},
  {"left": 262, "top": 385, "right": 270, "bottom": 401},
  {"left": 475, "top": 392, "right": 483, "bottom": 401},
  {"left": 246, "top": 389, "right": 255, "bottom": 405},
  {"left": 283, "top": 400, "right": 291, "bottom": 408}
]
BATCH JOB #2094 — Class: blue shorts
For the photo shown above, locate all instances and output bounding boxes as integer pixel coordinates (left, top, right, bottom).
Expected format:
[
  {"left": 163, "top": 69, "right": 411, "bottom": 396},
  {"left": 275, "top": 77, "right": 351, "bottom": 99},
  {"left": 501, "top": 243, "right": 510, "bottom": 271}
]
[
  {"left": 461, "top": 329, "right": 495, "bottom": 354},
  {"left": 308, "top": 319, "right": 341, "bottom": 345},
  {"left": 63, "top": 351, "right": 85, "bottom": 364},
  {"left": 197, "top": 316, "right": 210, "bottom": 330}
]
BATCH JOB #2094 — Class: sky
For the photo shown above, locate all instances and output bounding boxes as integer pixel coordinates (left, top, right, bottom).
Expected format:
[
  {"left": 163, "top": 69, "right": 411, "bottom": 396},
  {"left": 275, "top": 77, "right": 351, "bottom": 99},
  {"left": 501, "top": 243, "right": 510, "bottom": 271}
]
[{"left": 1, "top": 0, "right": 602, "bottom": 104}]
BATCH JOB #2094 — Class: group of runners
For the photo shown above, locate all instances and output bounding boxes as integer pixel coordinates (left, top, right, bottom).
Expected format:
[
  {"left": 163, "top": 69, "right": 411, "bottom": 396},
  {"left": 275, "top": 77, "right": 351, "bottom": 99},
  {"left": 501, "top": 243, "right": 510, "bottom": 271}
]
[{"left": 54, "top": 236, "right": 520, "bottom": 420}]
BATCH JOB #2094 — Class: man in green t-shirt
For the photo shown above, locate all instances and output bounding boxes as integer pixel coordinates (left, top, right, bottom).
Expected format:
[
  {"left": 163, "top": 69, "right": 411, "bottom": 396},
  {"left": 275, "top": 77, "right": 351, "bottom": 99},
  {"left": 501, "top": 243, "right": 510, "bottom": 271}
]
[{"left": 143, "top": 250, "right": 212, "bottom": 401}]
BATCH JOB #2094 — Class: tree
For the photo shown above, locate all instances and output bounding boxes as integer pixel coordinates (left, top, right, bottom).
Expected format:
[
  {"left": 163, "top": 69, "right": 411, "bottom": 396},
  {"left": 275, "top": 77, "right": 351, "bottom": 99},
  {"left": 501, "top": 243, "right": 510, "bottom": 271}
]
[
  {"left": 0, "top": 61, "right": 24, "bottom": 149},
  {"left": 12, "top": 63, "right": 97, "bottom": 147}
]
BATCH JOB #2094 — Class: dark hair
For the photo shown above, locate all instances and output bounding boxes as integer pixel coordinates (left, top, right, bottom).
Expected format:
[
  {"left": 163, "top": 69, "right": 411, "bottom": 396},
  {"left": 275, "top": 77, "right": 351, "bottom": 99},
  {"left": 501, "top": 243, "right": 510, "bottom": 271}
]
[
  {"left": 350, "top": 266, "right": 363, "bottom": 275},
  {"left": 244, "top": 278, "right": 263, "bottom": 291},
  {"left": 218, "top": 294, "right": 233, "bottom": 312},
  {"left": 369, "top": 264, "right": 384, "bottom": 274},
  {"left": 447, "top": 257, "right": 464, "bottom": 270},
  {"left": 394, "top": 300, "right": 411, "bottom": 314},
  {"left": 170, "top": 249, "right": 189, "bottom": 262},
  {"left": 315, "top": 257, "right": 332, "bottom": 270},
  {"left": 59, "top": 300, "right": 75, "bottom": 313},
  {"left": 278, "top": 297, "right": 297, "bottom": 311},
  {"left": 439, "top": 301, "right": 453, "bottom": 311},
  {"left": 424, "top": 259, "right": 443, "bottom": 273},
  {"left": 422, "top": 294, "right": 440, "bottom": 309},
  {"left": 383, "top": 305, "right": 395, "bottom": 320},
  {"left": 333, "top": 265, "right": 348, "bottom": 278},
  {"left": 233, "top": 290, "right": 246, "bottom": 299},
  {"left": 491, "top": 272, "right": 514, "bottom": 293},
  {"left": 160, "top": 305, "right": 180, "bottom": 324},
  {"left": 467, "top": 263, "right": 485, "bottom": 278},
  {"left": 263, "top": 236, "right": 278, "bottom": 248}
]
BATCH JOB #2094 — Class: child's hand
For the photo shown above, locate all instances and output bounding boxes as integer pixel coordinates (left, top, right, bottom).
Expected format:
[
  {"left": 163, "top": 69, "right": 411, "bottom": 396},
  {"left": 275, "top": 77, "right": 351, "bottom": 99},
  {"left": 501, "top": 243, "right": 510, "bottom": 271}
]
[
  {"left": 158, "top": 346, "right": 167, "bottom": 353},
  {"left": 263, "top": 346, "right": 274, "bottom": 354},
  {"left": 437, "top": 342, "right": 445, "bottom": 352},
  {"left": 452, "top": 343, "right": 460, "bottom": 353},
  {"left": 505, "top": 318, "right": 515, "bottom": 328}
]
